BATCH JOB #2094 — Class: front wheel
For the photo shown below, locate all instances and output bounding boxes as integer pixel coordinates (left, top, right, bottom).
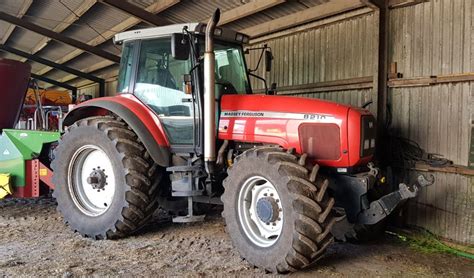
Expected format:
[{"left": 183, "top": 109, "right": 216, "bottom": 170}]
[
  {"left": 51, "top": 116, "right": 161, "bottom": 239},
  {"left": 222, "top": 147, "right": 336, "bottom": 273}
]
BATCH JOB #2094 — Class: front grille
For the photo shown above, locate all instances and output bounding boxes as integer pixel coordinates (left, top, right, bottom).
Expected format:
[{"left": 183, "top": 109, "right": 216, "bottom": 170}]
[
  {"left": 360, "top": 115, "right": 376, "bottom": 157},
  {"left": 299, "top": 123, "right": 341, "bottom": 160}
]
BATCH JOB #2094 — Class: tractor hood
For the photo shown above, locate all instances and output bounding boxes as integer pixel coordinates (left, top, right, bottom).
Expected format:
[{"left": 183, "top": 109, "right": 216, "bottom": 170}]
[
  {"left": 219, "top": 94, "right": 353, "bottom": 120},
  {"left": 218, "top": 94, "right": 374, "bottom": 169}
]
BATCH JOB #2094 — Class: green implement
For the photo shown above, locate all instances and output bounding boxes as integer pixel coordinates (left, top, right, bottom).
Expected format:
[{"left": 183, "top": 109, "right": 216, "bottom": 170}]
[{"left": 0, "top": 129, "right": 59, "bottom": 188}]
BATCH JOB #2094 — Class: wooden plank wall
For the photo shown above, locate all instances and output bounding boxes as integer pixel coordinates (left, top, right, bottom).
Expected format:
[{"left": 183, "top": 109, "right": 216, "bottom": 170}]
[{"left": 247, "top": 1, "right": 473, "bottom": 244}]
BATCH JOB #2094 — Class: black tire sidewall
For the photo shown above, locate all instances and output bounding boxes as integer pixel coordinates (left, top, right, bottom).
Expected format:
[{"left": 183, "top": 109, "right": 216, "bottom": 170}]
[
  {"left": 223, "top": 154, "right": 296, "bottom": 269},
  {"left": 53, "top": 125, "right": 129, "bottom": 236}
]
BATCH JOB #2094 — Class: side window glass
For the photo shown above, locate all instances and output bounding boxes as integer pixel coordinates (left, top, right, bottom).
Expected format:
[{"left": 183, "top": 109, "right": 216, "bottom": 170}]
[
  {"left": 117, "top": 41, "right": 135, "bottom": 93},
  {"left": 134, "top": 38, "right": 194, "bottom": 145}
]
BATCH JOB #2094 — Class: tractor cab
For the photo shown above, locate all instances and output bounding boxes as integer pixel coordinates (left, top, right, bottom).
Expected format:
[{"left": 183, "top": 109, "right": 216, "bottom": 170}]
[{"left": 114, "top": 23, "right": 253, "bottom": 147}]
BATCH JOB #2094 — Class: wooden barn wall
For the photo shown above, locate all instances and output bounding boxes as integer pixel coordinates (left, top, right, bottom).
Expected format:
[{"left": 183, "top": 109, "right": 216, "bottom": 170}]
[
  {"left": 246, "top": 10, "right": 376, "bottom": 112},
  {"left": 247, "top": 1, "right": 473, "bottom": 244},
  {"left": 389, "top": 0, "right": 473, "bottom": 245}
]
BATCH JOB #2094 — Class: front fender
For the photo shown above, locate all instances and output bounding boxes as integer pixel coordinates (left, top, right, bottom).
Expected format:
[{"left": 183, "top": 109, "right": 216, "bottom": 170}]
[{"left": 63, "top": 94, "right": 170, "bottom": 167}]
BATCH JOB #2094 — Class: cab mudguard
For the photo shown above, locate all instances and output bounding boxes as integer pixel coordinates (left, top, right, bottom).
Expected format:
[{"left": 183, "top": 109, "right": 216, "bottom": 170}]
[{"left": 63, "top": 95, "right": 170, "bottom": 167}]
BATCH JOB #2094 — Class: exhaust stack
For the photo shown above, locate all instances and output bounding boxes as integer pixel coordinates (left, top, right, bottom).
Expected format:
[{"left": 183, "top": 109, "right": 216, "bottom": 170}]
[{"left": 204, "top": 9, "right": 220, "bottom": 174}]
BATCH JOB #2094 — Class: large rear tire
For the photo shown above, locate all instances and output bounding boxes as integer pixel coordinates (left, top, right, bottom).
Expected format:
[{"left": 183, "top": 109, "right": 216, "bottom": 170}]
[
  {"left": 222, "top": 147, "right": 336, "bottom": 273},
  {"left": 51, "top": 116, "right": 161, "bottom": 239}
]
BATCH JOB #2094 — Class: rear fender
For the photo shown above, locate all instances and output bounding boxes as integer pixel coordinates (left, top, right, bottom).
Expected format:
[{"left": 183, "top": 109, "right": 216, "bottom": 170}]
[{"left": 63, "top": 95, "right": 170, "bottom": 167}]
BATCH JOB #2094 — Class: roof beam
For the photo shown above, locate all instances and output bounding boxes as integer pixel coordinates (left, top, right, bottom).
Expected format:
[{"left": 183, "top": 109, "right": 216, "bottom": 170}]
[
  {"left": 35, "top": 0, "right": 180, "bottom": 77},
  {"left": 0, "top": 0, "right": 33, "bottom": 44},
  {"left": 31, "top": 73, "right": 77, "bottom": 93},
  {"left": 241, "top": 0, "right": 365, "bottom": 37},
  {"left": 215, "top": 0, "right": 286, "bottom": 26},
  {"left": 0, "top": 11, "right": 120, "bottom": 63},
  {"left": 0, "top": 44, "right": 103, "bottom": 83},
  {"left": 99, "top": 0, "right": 173, "bottom": 26},
  {"left": 25, "top": 0, "right": 96, "bottom": 60}
]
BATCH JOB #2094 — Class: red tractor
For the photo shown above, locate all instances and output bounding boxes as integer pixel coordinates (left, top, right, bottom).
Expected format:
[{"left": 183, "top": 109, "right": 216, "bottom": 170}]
[{"left": 52, "top": 10, "right": 432, "bottom": 273}]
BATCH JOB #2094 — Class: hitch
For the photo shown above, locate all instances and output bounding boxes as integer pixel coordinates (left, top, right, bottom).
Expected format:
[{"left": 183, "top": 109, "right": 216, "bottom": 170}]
[{"left": 358, "top": 174, "right": 434, "bottom": 225}]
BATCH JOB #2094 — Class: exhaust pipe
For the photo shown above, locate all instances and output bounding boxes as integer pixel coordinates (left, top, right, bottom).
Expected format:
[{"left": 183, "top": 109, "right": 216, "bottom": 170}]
[{"left": 204, "top": 9, "right": 220, "bottom": 174}]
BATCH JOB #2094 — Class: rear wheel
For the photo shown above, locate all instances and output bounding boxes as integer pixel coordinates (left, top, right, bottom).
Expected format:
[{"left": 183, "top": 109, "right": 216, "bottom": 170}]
[
  {"left": 52, "top": 116, "right": 161, "bottom": 239},
  {"left": 222, "top": 147, "right": 336, "bottom": 273}
]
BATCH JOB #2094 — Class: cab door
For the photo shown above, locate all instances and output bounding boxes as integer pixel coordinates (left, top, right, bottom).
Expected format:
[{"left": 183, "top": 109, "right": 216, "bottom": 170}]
[{"left": 131, "top": 37, "right": 197, "bottom": 149}]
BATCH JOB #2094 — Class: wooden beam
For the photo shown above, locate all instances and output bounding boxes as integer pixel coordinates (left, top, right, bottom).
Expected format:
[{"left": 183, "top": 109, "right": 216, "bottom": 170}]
[
  {"left": 389, "top": 0, "right": 427, "bottom": 8},
  {"left": 99, "top": 0, "right": 173, "bottom": 26},
  {"left": 24, "top": 0, "right": 96, "bottom": 61},
  {"left": 0, "top": 0, "right": 33, "bottom": 44},
  {"left": 241, "top": 0, "right": 365, "bottom": 37},
  {"left": 0, "top": 11, "right": 120, "bottom": 63},
  {"left": 35, "top": 0, "right": 179, "bottom": 76},
  {"left": 388, "top": 73, "right": 474, "bottom": 87},
  {"left": 213, "top": 0, "right": 286, "bottom": 26},
  {"left": 361, "top": 0, "right": 384, "bottom": 9}
]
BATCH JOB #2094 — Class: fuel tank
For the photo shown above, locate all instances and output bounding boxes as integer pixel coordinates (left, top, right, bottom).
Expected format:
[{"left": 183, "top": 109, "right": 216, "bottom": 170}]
[
  {"left": 218, "top": 94, "right": 375, "bottom": 169},
  {"left": 0, "top": 59, "right": 31, "bottom": 130}
]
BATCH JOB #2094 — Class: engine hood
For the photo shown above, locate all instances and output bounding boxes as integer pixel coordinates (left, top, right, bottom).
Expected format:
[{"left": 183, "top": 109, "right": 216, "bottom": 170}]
[{"left": 218, "top": 94, "right": 373, "bottom": 169}]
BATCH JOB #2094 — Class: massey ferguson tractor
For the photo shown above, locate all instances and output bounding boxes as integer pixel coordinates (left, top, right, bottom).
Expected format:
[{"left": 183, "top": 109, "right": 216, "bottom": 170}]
[{"left": 51, "top": 10, "right": 433, "bottom": 273}]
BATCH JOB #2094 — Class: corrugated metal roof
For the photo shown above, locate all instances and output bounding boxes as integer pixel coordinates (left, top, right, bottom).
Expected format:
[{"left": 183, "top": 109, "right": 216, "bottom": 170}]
[
  {"left": 6, "top": 0, "right": 84, "bottom": 53},
  {"left": 0, "top": 0, "right": 26, "bottom": 41}
]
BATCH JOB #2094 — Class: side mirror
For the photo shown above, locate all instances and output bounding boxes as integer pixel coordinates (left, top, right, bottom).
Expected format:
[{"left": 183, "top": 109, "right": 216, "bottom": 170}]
[
  {"left": 265, "top": 50, "right": 273, "bottom": 72},
  {"left": 171, "top": 33, "right": 190, "bottom": 60}
]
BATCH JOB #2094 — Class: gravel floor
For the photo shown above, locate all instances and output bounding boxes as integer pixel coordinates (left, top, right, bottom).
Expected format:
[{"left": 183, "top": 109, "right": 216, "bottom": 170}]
[{"left": 0, "top": 198, "right": 472, "bottom": 277}]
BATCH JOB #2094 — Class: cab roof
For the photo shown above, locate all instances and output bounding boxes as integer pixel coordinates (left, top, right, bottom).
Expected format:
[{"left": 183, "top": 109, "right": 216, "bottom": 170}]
[{"left": 114, "top": 23, "right": 249, "bottom": 45}]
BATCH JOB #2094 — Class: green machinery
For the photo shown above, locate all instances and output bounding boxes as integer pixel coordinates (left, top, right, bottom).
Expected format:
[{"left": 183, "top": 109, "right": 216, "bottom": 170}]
[
  {"left": 0, "top": 59, "right": 62, "bottom": 199},
  {"left": 0, "top": 129, "right": 59, "bottom": 198}
]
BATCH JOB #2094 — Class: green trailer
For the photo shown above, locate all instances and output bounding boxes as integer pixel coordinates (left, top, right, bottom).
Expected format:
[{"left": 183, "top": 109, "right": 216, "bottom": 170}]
[{"left": 0, "top": 129, "right": 60, "bottom": 198}]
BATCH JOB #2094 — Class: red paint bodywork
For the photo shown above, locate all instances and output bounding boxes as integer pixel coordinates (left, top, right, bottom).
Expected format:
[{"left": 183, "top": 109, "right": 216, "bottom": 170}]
[
  {"left": 0, "top": 59, "right": 31, "bottom": 130},
  {"left": 218, "top": 95, "right": 373, "bottom": 168},
  {"left": 73, "top": 94, "right": 170, "bottom": 147},
  {"left": 72, "top": 93, "right": 372, "bottom": 168}
]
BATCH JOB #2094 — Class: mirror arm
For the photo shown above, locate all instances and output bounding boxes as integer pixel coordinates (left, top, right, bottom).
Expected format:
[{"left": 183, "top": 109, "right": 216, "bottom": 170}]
[
  {"left": 248, "top": 72, "right": 268, "bottom": 94},
  {"left": 246, "top": 44, "right": 270, "bottom": 73}
]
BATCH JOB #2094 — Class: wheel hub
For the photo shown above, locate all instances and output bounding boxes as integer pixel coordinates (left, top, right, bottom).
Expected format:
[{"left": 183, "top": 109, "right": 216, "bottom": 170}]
[
  {"left": 256, "top": 197, "right": 279, "bottom": 223},
  {"left": 87, "top": 167, "right": 107, "bottom": 191},
  {"left": 68, "top": 145, "right": 116, "bottom": 217},
  {"left": 237, "top": 176, "right": 284, "bottom": 248}
]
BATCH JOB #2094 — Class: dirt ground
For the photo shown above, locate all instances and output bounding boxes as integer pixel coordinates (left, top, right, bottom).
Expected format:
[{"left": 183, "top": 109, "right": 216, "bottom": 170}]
[{"left": 0, "top": 198, "right": 472, "bottom": 277}]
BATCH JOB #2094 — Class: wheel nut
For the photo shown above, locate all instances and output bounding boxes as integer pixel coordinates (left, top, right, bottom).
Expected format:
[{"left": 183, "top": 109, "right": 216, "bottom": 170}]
[{"left": 270, "top": 193, "right": 274, "bottom": 197}]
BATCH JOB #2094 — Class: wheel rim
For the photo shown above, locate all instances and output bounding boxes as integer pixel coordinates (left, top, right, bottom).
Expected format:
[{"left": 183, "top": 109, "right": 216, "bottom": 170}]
[
  {"left": 67, "top": 145, "right": 116, "bottom": 217},
  {"left": 237, "top": 176, "right": 284, "bottom": 248}
]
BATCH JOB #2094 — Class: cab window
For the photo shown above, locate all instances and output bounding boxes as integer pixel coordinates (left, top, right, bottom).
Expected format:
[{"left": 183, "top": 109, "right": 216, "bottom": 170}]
[{"left": 134, "top": 38, "right": 194, "bottom": 145}]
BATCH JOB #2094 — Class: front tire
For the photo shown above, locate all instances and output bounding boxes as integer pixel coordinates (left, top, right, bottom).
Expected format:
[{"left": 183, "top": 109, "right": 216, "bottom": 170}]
[
  {"left": 222, "top": 147, "right": 336, "bottom": 273},
  {"left": 52, "top": 116, "right": 161, "bottom": 239}
]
